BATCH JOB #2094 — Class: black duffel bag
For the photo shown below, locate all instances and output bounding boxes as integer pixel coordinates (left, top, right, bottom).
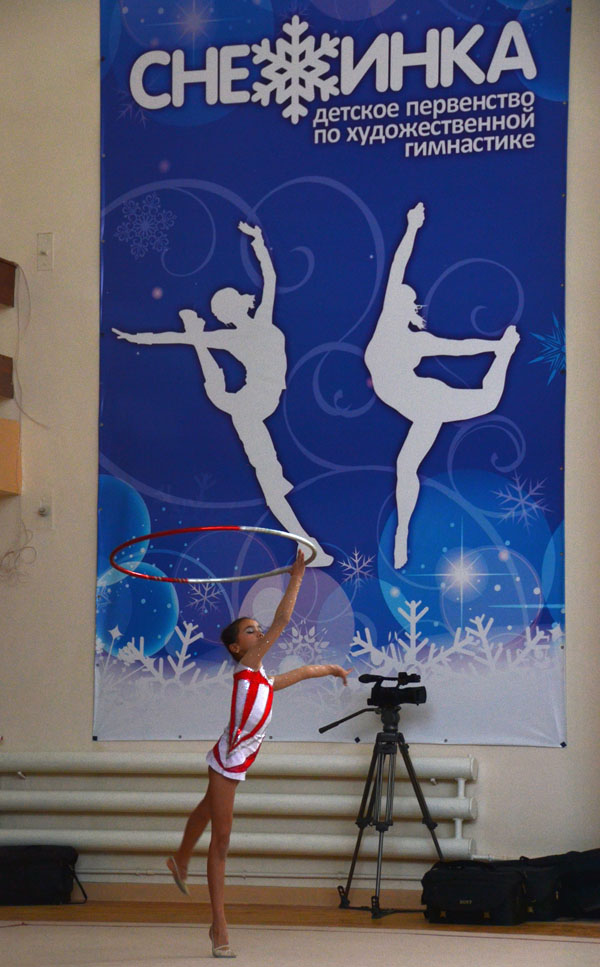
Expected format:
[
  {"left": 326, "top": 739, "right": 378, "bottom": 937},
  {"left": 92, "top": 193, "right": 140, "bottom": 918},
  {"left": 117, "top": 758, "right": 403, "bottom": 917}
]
[
  {"left": 421, "top": 859, "right": 528, "bottom": 925},
  {"left": 0, "top": 845, "right": 87, "bottom": 905},
  {"left": 520, "top": 849, "right": 600, "bottom": 919},
  {"left": 492, "top": 856, "right": 562, "bottom": 921}
]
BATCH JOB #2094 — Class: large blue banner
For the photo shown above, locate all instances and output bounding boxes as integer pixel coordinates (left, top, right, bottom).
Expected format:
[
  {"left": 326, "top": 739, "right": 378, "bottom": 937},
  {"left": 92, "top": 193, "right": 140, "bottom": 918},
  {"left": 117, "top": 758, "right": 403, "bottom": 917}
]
[{"left": 95, "top": 0, "right": 569, "bottom": 745}]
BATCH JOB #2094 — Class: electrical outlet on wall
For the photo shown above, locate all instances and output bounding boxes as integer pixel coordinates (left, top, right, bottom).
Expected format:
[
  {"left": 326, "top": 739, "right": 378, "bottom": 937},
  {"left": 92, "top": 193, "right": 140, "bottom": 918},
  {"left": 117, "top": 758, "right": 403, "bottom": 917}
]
[{"left": 36, "top": 233, "right": 54, "bottom": 271}]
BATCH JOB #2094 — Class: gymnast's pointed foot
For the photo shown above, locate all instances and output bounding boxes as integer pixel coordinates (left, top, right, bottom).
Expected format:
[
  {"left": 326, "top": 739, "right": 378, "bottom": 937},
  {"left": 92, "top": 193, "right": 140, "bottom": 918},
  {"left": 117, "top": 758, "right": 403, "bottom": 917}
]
[
  {"left": 304, "top": 540, "right": 334, "bottom": 568},
  {"left": 394, "top": 533, "right": 408, "bottom": 570},
  {"left": 210, "top": 925, "right": 236, "bottom": 958},
  {"left": 501, "top": 324, "right": 520, "bottom": 354},
  {"left": 167, "top": 856, "right": 190, "bottom": 896}
]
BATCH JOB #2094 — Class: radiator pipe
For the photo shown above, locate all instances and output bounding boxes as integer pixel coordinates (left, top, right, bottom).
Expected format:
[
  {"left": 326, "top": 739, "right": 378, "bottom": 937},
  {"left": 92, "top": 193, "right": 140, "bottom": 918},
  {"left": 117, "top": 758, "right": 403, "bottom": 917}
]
[
  {"left": 0, "top": 790, "right": 477, "bottom": 821},
  {"left": 0, "top": 752, "right": 478, "bottom": 781},
  {"left": 0, "top": 828, "right": 474, "bottom": 860}
]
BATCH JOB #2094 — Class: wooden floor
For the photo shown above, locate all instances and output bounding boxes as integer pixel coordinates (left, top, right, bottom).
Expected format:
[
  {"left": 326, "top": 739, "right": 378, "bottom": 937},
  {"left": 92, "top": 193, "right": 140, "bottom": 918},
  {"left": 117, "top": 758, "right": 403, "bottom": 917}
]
[{"left": 2, "top": 901, "right": 600, "bottom": 939}]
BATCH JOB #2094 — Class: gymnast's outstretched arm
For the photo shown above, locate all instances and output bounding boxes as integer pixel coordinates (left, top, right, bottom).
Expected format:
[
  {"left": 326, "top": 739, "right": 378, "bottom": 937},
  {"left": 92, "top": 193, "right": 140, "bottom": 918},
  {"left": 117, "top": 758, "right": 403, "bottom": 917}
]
[
  {"left": 383, "top": 202, "right": 426, "bottom": 301},
  {"left": 272, "top": 664, "right": 351, "bottom": 691},
  {"left": 239, "top": 550, "right": 306, "bottom": 671},
  {"left": 112, "top": 328, "right": 193, "bottom": 345},
  {"left": 238, "top": 221, "right": 276, "bottom": 324}
]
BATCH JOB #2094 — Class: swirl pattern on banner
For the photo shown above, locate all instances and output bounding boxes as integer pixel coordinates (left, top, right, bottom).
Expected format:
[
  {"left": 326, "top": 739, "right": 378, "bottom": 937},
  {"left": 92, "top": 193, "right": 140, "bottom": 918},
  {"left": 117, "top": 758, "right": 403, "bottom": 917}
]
[{"left": 447, "top": 416, "right": 527, "bottom": 497}]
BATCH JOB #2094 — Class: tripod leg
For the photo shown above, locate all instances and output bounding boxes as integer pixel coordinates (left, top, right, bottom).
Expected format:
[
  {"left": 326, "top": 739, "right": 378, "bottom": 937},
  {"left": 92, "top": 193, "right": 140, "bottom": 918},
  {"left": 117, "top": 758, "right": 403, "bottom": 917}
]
[
  {"left": 339, "top": 744, "right": 379, "bottom": 906},
  {"left": 372, "top": 747, "right": 396, "bottom": 917},
  {"left": 372, "top": 829, "right": 386, "bottom": 917},
  {"left": 384, "top": 746, "right": 396, "bottom": 829},
  {"left": 397, "top": 733, "right": 444, "bottom": 861}
]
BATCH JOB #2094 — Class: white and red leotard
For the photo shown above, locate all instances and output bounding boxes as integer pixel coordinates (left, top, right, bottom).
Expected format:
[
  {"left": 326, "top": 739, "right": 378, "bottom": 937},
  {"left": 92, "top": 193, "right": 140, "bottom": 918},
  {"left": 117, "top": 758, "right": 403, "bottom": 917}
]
[{"left": 206, "top": 665, "right": 274, "bottom": 780}]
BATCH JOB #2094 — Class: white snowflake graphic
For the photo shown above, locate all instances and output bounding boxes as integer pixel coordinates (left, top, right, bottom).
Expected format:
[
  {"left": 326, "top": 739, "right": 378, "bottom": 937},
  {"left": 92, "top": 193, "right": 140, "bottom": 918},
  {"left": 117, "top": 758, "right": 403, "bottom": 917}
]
[
  {"left": 349, "top": 601, "right": 559, "bottom": 681},
  {"left": 115, "top": 193, "right": 176, "bottom": 260},
  {"left": 93, "top": 605, "right": 564, "bottom": 741},
  {"left": 506, "top": 625, "right": 554, "bottom": 668},
  {"left": 117, "top": 89, "right": 148, "bottom": 126},
  {"left": 117, "top": 621, "right": 205, "bottom": 686},
  {"left": 530, "top": 314, "right": 566, "bottom": 383},
  {"left": 188, "top": 582, "right": 221, "bottom": 613},
  {"left": 251, "top": 16, "right": 340, "bottom": 124},
  {"left": 94, "top": 621, "right": 234, "bottom": 739},
  {"left": 341, "top": 548, "right": 374, "bottom": 587},
  {"left": 277, "top": 620, "right": 330, "bottom": 664},
  {"left": 95, "top": 585, "right": 112, "bottom": 613},
  {"left": 494, "top": 474, "right": 549, "bottom": 528}
]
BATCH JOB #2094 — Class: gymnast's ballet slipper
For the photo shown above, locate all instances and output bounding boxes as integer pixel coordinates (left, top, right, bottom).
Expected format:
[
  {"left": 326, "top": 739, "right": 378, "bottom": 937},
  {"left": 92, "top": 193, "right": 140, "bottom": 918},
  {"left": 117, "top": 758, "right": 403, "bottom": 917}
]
[
  {"left": 209, "top": 926, "right": 236, "bottom": 959},
  {"left": 166, "top": 856, "right": 190, "bottom": 896}
]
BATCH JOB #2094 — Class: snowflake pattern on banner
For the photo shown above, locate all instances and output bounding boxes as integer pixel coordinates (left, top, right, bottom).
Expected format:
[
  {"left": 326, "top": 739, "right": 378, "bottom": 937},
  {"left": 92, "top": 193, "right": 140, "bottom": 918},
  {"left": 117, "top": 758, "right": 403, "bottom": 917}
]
[
  {"left": 252, "top": 16, "right": 340, "bottom": 124},
  {"left": 93, "top": 601, "right": 565, "bottom": 742},
  {"left": 276, "top": 619, "right": 330, "bottom": 665},
  {"left": 188, "top": 582, "right": 222, "bottom": 614},
  {"left": 95, "top": 585, "right": 112, "bottom": 613},
  {"left": 349, "top": 604, "right": 563, "bottom": 680},
  {"left": 529, "top": 314, "right": 566, "bottom": 384},
  {"left": 341, "top": 548, "right": 375, "bottom": 588},
  {"left": 114, "top": 193, "right": 176, "bottom": 259},
  {"left": 117, "top": 89, "right": 148, "bottom": 126},
  {"left": 494, "top": 474, "right": 549, "bottom": 528},
  {"left": 96, "top": 622, "right": 229, "bottom": 703}
]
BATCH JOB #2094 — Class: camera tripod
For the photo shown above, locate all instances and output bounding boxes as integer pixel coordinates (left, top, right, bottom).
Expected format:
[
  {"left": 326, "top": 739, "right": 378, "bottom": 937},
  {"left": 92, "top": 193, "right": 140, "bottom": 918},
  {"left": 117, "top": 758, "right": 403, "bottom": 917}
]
[{"left": 320, "top": 703, "right": 444, "bottom": 919}]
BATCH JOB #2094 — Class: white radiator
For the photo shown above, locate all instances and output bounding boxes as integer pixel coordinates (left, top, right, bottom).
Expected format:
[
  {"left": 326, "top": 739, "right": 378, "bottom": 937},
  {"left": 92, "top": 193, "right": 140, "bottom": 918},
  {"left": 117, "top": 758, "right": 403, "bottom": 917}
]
[{"left": 0, "top": 751, "right": 477, "bottom": 888}]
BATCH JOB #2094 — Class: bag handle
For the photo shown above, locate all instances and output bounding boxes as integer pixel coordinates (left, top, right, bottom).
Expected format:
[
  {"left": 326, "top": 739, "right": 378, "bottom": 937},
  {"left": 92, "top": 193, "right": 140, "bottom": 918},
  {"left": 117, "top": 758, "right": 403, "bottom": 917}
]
[{"left": 69, "top": 865, "right": 88, "bottom": 905}]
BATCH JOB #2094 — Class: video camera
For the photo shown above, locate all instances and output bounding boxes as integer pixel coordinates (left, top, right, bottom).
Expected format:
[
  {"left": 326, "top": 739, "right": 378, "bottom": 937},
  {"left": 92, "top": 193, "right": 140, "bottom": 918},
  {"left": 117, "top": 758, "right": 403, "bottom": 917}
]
[{"left": 358, "top": 672, "right": 427, "bottom": 709}]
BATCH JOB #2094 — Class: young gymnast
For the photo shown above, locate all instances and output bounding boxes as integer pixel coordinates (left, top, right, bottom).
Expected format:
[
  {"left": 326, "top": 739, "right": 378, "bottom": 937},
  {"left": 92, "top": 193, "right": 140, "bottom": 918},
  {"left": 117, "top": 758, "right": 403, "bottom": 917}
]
[{"left": 166, "top": 549, "right": 350, "bottom": 958}]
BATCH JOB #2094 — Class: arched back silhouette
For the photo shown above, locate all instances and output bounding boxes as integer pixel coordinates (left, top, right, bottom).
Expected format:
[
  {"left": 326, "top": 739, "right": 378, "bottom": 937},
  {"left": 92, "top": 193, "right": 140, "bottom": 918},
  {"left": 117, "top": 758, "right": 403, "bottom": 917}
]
[{"left": 365, "top": 203, "right": 520, "bottom": 569}]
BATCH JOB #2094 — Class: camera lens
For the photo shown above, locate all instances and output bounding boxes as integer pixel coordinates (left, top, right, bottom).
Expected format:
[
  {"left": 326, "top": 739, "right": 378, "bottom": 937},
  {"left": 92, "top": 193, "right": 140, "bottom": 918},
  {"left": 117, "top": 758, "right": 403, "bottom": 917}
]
[{"left": 397, "top": 686, "right": 427, "bottom": 706}]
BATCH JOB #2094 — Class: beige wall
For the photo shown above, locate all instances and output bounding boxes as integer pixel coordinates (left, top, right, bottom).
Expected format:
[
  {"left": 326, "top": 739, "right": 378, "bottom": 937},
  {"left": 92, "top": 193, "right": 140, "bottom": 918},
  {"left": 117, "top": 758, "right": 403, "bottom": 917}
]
[{"left": 1, "top": 1, "right": 599, "bottom": 867}]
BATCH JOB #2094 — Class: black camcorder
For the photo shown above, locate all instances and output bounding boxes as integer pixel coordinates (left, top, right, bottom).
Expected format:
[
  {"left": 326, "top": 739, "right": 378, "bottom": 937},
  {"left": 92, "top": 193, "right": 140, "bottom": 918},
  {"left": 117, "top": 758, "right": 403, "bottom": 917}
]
[
  {"left": 358, "top": 672, "right": 427, "bottom": 709},
  {"left": 318, "top": 669, "right": 427, "bottom": 737}
]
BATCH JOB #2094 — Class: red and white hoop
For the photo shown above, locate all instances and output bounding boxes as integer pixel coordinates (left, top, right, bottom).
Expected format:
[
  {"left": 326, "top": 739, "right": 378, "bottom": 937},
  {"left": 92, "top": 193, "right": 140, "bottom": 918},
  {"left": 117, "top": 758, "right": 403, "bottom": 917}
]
[{"left": 109, "top": 525, "right": 317, "bottom": 584}]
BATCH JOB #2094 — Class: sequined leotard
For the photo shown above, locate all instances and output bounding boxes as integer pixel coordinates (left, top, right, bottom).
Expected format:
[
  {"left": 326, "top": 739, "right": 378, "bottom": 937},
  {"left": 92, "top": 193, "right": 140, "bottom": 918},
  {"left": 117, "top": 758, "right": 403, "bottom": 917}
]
[{"left": 206, "top": 665, "right": 274, "bottom": 780}]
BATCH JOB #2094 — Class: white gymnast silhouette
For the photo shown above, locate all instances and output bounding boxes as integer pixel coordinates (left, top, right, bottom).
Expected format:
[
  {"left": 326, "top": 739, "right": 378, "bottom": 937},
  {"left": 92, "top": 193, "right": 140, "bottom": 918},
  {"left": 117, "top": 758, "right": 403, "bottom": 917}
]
[
  {"left": 114, "top": 220, "right": 333, "bottom": 567},
  {"left": 365, "top": 202, "right": 520, "bottom": 570}
]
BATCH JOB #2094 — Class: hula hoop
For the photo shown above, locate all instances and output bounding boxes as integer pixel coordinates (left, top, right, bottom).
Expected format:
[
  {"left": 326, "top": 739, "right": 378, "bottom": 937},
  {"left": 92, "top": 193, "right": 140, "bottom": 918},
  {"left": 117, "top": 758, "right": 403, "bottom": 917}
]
[{"left": 109, "top": 525, "right": 317, "bottom": 584}]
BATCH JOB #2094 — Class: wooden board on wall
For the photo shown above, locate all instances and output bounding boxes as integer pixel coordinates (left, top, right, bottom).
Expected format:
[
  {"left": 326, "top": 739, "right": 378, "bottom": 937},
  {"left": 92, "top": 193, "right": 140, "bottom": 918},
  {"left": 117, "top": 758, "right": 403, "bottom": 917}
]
[
  {"left": 0, "top": 417, "right": 21, "bottom": 495},
  {"left": 0, "top": 258, "right": 17, "bottom": 307},
  {"left": 0, "top": 354, "right": 14, "bottom": 399}
]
